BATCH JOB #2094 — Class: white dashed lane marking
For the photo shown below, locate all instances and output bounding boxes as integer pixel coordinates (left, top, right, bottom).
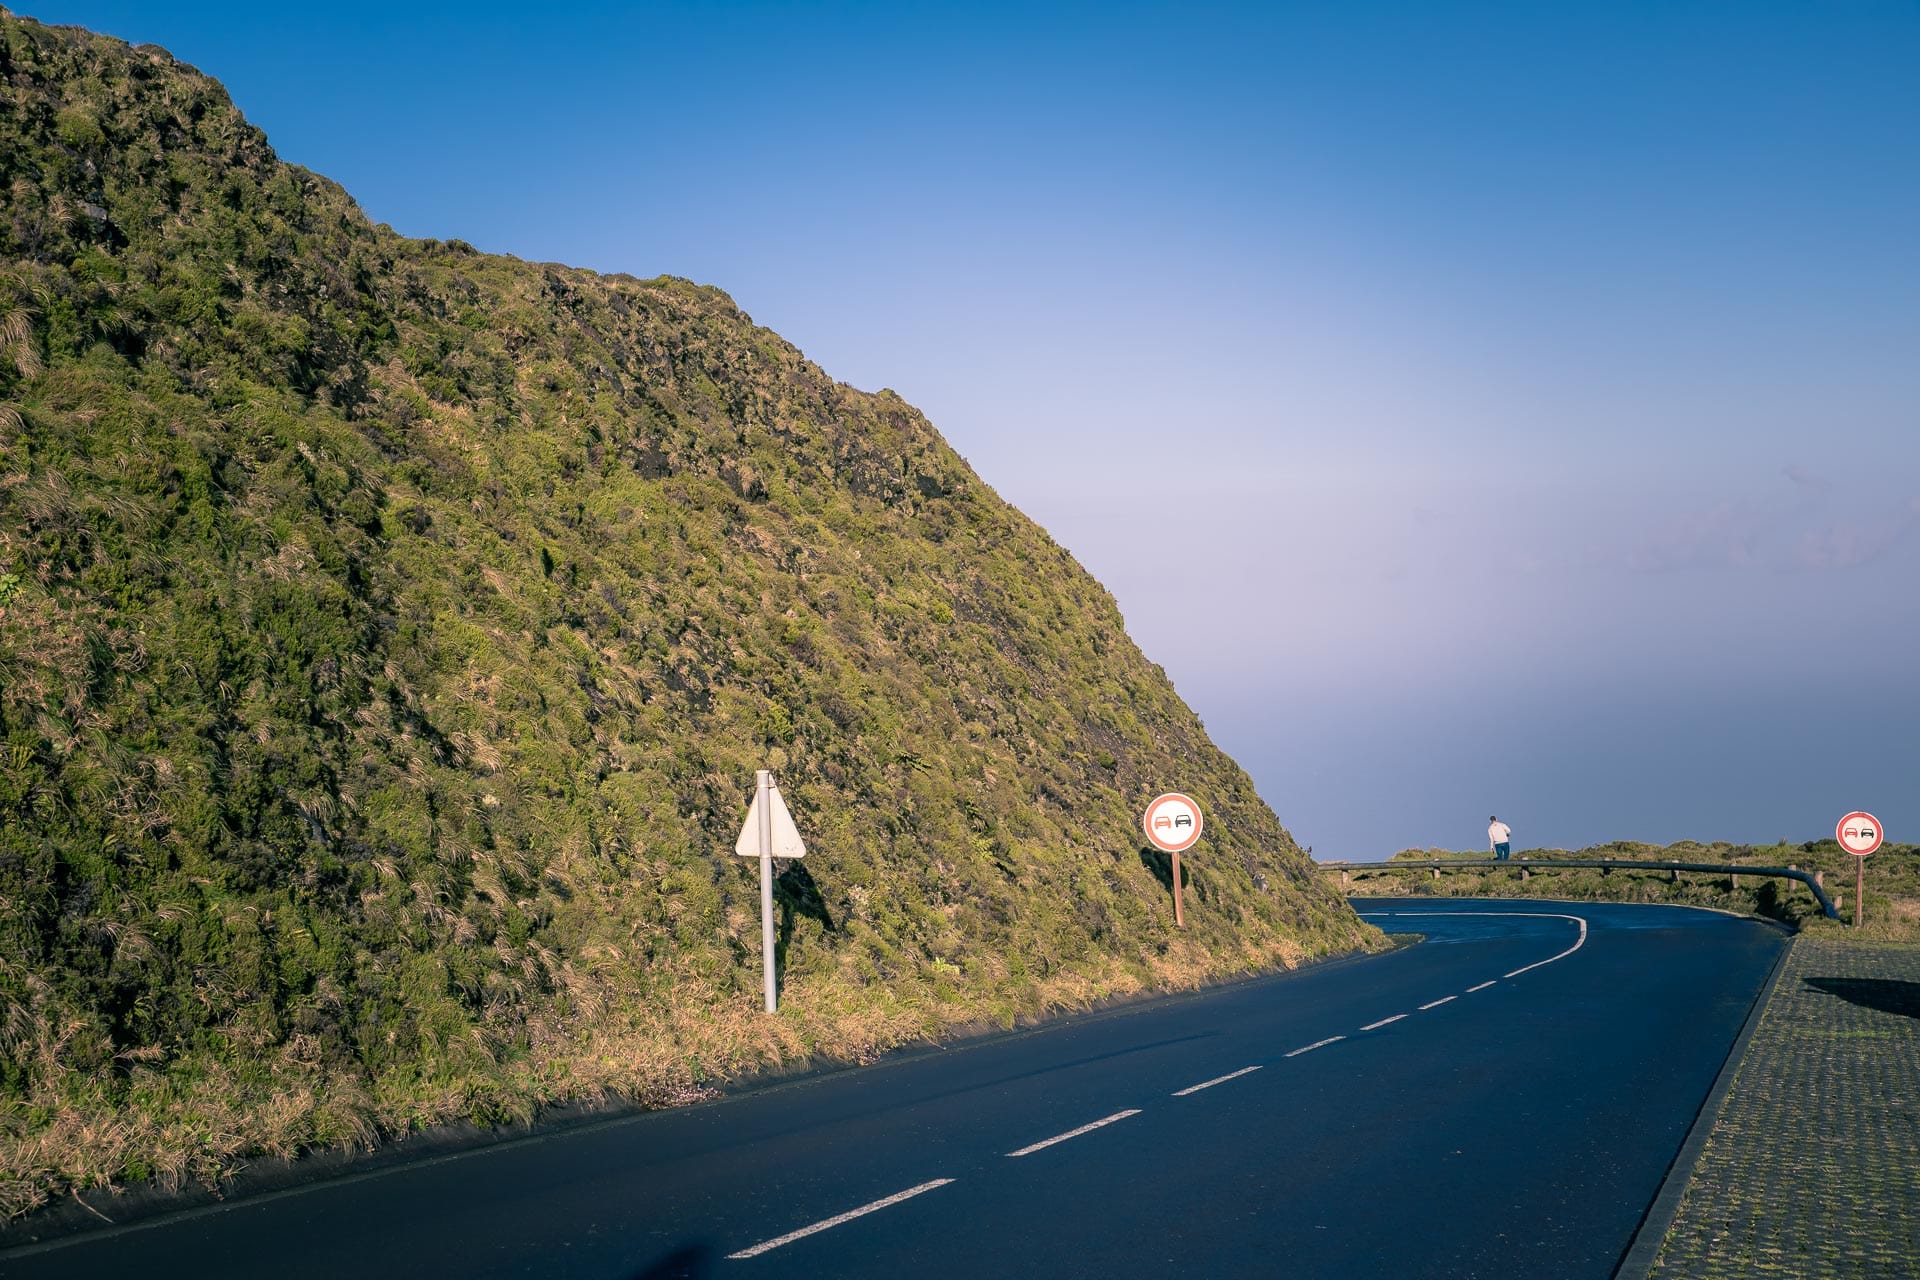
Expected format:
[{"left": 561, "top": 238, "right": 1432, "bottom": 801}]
[
  {"left": 732, "top": 910, "right": 1592, "bottom": 1261},
  {"left": 1173, "top": 1065, "right": 1262, "bottom": 1097},
  {"left": 727, "top": 1179, "right": 955, "bottom": 1259},
  {"left": 1005, "top": 1110, "right": 1141, "bottom": 1158},
  {"left": 1284, "top": 1036, "right": 1347, "bottom": 1058}
]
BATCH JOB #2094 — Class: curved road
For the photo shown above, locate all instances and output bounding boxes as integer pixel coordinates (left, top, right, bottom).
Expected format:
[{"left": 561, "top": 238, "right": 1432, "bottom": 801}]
[{"left": 1, "top": 900, "right": 1783, "bottom": 1279}]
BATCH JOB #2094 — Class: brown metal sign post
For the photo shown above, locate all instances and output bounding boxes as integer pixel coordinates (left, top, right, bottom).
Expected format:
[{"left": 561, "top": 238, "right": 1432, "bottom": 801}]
[
  {"left": 1835, "top": 811, "right": 1883, "bottom": 929},
  {"left": 1143, "top": 793, "right": 1204, "bottom": 928},
  {"left": 1172, "top": 849, "right": 1184, "bottom": 928}
]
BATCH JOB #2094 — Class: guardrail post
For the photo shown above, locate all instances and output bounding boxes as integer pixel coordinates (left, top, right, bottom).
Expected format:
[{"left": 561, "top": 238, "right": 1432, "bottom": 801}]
[
  {"left": 1730, "top": 871, "right": 1739, "bottom": 890},
  {"left": 1669, "top": 868, "right": 1679, "bottom": 883},
  {"left": 1815, "top": 870, "right": 1824, "bottom": 890},
  {"left": 1520, "top": 866, "right": 1530, "bottom": 880},
  {"left": 1340, "top": 869, "right": 1350, "bottom": 890},
  {"left": 1431, "top": 867, "right": 1440, "bottom": 881}
]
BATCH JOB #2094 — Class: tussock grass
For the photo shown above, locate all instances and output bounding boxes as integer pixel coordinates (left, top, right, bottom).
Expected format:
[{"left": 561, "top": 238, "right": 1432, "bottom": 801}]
[{"left": 0, "top": 12, "right": 1380, "bottom": 1221}]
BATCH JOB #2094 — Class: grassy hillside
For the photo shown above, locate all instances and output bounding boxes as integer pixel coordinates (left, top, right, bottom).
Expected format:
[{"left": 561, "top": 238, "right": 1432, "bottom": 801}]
[
  {"left": 0, "top": 12, "right": 1375, "bottom": 1217},
  {"left": 1342, "top": 840, "right": 1920, "bottom": 940}
]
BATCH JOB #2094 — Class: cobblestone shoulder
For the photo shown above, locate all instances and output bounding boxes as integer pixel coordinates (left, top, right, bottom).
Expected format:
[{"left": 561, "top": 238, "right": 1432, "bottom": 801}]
[{"left": 1650, "top": 939, "right": 1920, "bottom": 1279}]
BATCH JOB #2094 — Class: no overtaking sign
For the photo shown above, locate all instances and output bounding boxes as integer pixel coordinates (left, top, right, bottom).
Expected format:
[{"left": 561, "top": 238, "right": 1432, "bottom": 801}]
[
  {"left": 1143, "top": 793, "right": 1203, "bottom": 929},
  {"left": 1836, "top": 811, "right": 1883, "bottom": 857},
  {"left": 1143, "top": 793, "right": 1203, "bottom": 854},
  {"left": 1836, "top": 810, "right": 1885, "bottom": 929}
]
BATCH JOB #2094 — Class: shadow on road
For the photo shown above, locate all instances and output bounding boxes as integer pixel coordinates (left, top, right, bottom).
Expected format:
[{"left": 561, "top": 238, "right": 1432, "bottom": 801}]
[
  {"left": 1804, "top": 976, "right": 1920, "bottom": 1019},
  {"left": 629, "top": 1242, "right": 717, "bottom": 1279}
]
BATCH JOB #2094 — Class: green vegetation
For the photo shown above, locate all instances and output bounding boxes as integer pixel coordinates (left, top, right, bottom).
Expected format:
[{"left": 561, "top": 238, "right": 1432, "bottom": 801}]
[
  {"left": 0, "top": 13, "right": 1375, "bottom": 1218},
  {"left": 1342, "top": 840, "right": 1920, "bottom": 940}
]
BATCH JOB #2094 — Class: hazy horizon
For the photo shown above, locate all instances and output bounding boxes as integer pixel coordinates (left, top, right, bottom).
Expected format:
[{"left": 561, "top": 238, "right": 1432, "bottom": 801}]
[{"left": 26, "top": 0, "right": 1918, "bottom": 857}]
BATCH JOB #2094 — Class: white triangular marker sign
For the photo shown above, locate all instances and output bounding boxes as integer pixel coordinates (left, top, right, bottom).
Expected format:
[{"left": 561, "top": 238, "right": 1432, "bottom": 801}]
[{"left": 735, "top": 783, "right": 806, "bottom": 858}]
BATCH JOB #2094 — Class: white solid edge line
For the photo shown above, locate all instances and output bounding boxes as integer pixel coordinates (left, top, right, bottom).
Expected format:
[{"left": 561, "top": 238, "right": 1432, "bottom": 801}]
[
  {"left": 727, "top": 1179, "right": 955, "bottom": 1260},
  {"left": 1418, "top": 995, "right": 1457, "bottom": 1010},
  {"left": 1503, "top": 915, "right": 1588, "bottom": 977},
  {"left": 1466, "top": 981, "right": 1497, "bottom": 993},
  {"left": 1359, "top": 1014, "right": 1407, "bottom": 1031},
  {"left": 1283, "top": 1035, "right": 1346, "bottom": 1058},
  {"left": 1005, "top": 1109, "right": 1142, "bottom": 1158},
  {"left": 1379, "top": 911, "right": 1590, "bottom": 982},
  {"left": 1173, "top": 1065, "right": 1262, "bottom": 1097}
]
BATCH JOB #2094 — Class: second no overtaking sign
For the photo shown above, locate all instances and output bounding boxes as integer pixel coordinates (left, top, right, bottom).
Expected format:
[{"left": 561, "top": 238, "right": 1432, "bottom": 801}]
[
  {"left": 1837, "top": 810, "right": 1884, "bottom": 929},
  {"left": 1836, "top": 811, "right": 1883, "bottom": 857}
]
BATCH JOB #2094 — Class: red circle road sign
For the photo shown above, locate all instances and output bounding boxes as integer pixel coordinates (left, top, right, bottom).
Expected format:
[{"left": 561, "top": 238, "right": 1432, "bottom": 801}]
[
  {"left": 1836, "top": 811, "right": 1884, "bottom": 857},
  {"left": 1143, "top": 793, "right": 1204, "bottom": 853}
]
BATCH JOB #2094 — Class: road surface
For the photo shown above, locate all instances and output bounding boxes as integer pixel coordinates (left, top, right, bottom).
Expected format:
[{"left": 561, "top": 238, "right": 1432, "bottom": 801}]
[{"left": 1, "top": 899, "right": 1784, "bottom": 1279}]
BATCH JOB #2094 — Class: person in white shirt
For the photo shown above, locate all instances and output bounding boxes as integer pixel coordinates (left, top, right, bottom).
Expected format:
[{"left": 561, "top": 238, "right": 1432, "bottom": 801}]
[{"left": 1488, "top": 816, "right": 1512, "bottom": 861}]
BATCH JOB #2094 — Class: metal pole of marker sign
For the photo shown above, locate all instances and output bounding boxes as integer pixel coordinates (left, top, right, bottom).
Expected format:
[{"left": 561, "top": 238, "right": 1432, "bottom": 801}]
[
  {"left": 734, "top": 769, "right": 805, "bottom": 1013},
  {"left": 758, "top": 770, "right": 776, "bottom": 1012}
]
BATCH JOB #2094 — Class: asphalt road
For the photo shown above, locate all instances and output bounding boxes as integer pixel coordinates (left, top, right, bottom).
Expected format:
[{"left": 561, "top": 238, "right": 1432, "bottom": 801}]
[{"left": 1, "top": 899, "right": 1784, "bottom": 1280}]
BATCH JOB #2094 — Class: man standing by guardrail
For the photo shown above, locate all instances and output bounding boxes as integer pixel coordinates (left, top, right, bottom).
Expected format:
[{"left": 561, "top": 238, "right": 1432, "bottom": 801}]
[{"left": 1489, "top": 815, "right": 1513, "bottom": 861}]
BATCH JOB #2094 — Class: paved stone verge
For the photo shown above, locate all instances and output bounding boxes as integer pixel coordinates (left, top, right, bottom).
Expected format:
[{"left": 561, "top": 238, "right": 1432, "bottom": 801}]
[{"left": 1649, "top": 938, "right": 1920, "bottom": 1278}]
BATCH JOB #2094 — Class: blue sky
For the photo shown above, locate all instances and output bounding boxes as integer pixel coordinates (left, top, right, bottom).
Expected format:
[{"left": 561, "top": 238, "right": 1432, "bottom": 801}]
[{"left": 28, "top": 1, "right": 1919, "bottom": 856}]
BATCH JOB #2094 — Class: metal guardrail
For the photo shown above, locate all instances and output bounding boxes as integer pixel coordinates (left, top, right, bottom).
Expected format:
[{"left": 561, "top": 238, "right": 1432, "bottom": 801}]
[{"left": 1321, "top": 857, "right": 1840, "bottom": 920}]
